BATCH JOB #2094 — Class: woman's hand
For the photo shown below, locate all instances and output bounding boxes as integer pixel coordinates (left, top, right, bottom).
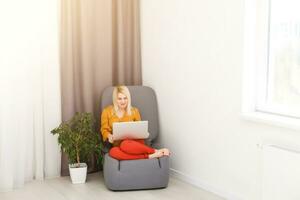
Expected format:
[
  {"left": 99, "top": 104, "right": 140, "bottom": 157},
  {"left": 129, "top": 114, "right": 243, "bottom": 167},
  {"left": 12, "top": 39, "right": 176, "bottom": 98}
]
[{"left": 107, "top": 133, "right": 114, "bottom": 143}]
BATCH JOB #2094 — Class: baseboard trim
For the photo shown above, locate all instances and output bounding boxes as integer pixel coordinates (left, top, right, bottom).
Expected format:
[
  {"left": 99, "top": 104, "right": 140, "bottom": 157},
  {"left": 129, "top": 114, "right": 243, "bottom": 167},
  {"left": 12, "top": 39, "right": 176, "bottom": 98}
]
[{"left": 169, "top": 168, "right": 243, "bottom": 200}]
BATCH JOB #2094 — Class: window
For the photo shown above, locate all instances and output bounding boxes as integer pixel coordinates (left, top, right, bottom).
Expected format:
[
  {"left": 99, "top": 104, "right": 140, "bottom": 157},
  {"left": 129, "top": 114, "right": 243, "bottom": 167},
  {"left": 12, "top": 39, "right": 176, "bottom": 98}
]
[{"left": 243, "top": 0, "right": 300, "bottom": 128}]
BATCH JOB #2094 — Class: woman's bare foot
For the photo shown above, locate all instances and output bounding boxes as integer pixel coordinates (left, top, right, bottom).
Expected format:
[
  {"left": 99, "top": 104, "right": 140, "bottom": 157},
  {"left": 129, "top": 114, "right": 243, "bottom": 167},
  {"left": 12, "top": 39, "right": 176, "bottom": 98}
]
[
  {"left": 148, "top": 149, "right": 164, "bottom": 159},
  {"left": 160, "top": 148, "right": 170, "bottom": 156}
]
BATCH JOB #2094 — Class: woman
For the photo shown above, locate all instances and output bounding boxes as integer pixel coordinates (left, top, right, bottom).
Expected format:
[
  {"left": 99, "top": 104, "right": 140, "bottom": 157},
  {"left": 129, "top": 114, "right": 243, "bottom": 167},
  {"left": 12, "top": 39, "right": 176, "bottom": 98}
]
[{"left": 101, "top": 85, "right": 170, "bottom": 160}]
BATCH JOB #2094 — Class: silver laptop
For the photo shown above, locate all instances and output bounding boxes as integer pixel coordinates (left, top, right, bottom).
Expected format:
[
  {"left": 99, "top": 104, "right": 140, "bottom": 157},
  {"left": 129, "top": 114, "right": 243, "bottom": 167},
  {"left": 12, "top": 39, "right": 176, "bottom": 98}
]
[{"left": 112, "top": 121, "right": 149, "bottom": 140}]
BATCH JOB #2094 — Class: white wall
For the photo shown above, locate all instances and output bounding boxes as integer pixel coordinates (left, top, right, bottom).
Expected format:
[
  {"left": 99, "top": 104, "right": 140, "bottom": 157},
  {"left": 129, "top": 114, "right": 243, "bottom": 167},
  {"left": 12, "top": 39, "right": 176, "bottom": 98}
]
[{"left": 140, "top": 1, "right": 300, "bottom": 200}]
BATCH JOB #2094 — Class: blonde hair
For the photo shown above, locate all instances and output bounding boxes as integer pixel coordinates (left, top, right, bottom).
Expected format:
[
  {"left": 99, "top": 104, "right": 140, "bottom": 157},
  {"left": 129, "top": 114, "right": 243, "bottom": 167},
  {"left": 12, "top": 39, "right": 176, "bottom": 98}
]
[{"left": 112, "top": 85, "right": 132, "bottom": 116}]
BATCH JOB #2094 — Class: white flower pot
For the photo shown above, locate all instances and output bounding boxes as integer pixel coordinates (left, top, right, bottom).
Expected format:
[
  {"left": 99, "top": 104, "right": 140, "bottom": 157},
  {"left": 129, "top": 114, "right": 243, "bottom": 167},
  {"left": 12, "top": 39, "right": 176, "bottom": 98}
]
[{"left": 69, "top": 163, "right": 87, "bottom": 184}]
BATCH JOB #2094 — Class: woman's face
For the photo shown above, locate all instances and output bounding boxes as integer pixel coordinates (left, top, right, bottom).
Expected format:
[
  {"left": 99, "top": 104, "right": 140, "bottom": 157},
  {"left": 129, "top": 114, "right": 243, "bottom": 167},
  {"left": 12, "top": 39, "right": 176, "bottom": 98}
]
[{"left": 117, "top": 92, "right": 128, "bottom": 110}]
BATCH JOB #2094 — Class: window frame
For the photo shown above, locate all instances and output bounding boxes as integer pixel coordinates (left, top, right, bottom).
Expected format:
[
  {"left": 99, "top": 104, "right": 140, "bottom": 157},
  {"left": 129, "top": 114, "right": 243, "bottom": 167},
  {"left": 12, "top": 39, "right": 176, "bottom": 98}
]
[{"left": 242, "top": 0, "right": 300, "bottom": 130}]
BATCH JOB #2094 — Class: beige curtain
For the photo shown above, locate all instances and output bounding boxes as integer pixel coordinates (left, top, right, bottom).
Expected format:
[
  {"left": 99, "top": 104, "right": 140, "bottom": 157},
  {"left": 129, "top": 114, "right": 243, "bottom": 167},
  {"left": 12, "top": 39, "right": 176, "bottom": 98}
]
[{"left": 60, "top": 0, "right": 142, "bottom": 176}]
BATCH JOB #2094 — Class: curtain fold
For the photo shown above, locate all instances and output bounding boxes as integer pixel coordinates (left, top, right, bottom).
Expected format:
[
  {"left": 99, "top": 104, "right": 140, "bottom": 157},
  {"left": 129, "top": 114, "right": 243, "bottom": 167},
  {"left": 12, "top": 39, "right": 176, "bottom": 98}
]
[
  {"left": 60, "top": 0, "right": 142, "bottom": 175},
  {"left": 112, "top": 0, "right": 142, "bottom": 85},
  {"left": 0, "top": 0, "right": 61, "bottom": 191}
]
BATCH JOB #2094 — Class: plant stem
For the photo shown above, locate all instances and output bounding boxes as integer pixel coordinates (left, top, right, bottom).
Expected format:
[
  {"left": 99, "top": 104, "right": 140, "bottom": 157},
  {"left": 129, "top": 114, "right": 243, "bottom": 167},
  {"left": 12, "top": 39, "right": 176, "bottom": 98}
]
[{"left": 76, "top": 145, "right": 80, "bottom": 167}]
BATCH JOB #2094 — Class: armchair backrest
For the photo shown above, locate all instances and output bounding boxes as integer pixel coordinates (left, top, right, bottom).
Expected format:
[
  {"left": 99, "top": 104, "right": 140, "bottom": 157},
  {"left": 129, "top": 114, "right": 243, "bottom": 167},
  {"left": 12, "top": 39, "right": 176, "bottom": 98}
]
[{"left": 100, "top": 86, "right": 159, "bottom": 144}]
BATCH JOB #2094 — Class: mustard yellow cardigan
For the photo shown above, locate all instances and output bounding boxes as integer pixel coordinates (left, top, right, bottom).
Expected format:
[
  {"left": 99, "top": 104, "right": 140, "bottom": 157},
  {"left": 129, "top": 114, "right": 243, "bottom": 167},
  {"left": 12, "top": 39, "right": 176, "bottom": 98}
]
[{"left": 100, "top": 105, "right": 141, "bottom": 145}]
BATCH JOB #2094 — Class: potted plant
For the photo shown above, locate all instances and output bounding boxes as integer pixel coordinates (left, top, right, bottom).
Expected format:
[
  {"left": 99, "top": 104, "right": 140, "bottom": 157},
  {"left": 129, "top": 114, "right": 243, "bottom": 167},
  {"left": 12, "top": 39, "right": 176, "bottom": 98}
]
[{"left": 51, "top": 112, "right": 102, "bottom": 184}]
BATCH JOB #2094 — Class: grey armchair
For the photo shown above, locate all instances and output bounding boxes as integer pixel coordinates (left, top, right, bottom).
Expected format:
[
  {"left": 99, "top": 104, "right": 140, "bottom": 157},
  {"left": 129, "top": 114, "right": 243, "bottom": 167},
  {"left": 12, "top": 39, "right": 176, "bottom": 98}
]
[{"left": 100, "top": 86, "right": 169, "bottom": 190}]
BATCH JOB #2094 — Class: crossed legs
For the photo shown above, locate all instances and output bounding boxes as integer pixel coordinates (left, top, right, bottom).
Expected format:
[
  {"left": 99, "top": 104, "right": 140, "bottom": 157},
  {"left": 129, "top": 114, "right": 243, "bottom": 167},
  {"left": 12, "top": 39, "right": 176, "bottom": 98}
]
[{"left": 109, "top": 139, "right": 169, "bottom": 160}]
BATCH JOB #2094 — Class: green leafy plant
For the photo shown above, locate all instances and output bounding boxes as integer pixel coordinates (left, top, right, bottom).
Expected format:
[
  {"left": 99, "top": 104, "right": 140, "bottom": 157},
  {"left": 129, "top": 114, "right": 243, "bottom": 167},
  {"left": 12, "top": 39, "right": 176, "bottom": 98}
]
[{"left": 51, "top": 112, "right": 103, "bottom": 168}]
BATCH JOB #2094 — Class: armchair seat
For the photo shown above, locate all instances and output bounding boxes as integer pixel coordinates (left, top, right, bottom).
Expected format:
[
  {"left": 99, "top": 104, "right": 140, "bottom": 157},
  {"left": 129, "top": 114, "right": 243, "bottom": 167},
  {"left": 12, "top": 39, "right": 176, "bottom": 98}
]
[{"left": 103, "top": 154, "right": 169, "bottom": 190}]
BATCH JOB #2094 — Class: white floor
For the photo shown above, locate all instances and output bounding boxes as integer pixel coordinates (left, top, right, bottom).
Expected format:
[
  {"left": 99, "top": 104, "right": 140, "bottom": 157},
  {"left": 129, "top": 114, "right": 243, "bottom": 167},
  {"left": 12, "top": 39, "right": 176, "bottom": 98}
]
[{"left": 0, "top": 173, "right": 225, "bottom": 200}]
